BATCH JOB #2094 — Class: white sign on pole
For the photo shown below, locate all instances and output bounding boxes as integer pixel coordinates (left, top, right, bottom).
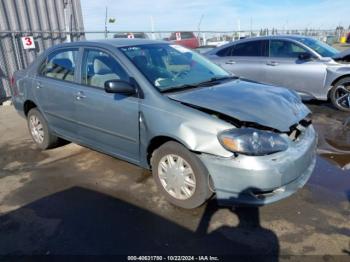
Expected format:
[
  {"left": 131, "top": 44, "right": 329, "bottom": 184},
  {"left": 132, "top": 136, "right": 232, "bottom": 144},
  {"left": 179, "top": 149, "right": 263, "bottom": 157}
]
[{"left": 21, "top": 36, "right": 36, "bottom": 49}]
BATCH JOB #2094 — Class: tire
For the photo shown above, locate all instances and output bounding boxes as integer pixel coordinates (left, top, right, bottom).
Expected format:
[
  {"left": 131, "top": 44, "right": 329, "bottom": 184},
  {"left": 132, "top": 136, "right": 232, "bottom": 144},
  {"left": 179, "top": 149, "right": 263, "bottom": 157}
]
[
  {"left": 27, "top": 108, "right": 59, "bottom": 150},
  {"left": 330, "top": 77, "right": 350, "bottom": 112},
  {"left": 151, "top": 141, "right": 213, "bottom": 209}
]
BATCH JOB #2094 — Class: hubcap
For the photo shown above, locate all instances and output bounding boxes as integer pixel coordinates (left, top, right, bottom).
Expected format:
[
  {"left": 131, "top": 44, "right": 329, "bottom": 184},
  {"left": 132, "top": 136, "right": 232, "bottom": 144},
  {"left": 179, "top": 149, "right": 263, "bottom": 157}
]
[
  {"left": 29, "top": 115, "right": 44, "bottom": 144},
  {"left": 334, "top": 84, "right": 350, "bottom": 109},
  {"left": 158, "top": 154, "right": 196, "bottom": 200}
]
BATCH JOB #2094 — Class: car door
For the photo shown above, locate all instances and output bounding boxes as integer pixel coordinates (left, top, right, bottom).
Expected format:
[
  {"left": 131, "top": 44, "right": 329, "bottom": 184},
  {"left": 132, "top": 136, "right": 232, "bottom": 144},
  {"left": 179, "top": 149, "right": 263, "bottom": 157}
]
[
  {"left": 264, "top": 39, "right": 327, "bottom": 99},
  {"left": 34, "top": 47, "right": 82, "bottom": 140},
  {"left": 74, "top": 48, "right": 140, "bottom": 163},
  {"left": 212, "top": 40, "right": 269, "bottom": 82}
]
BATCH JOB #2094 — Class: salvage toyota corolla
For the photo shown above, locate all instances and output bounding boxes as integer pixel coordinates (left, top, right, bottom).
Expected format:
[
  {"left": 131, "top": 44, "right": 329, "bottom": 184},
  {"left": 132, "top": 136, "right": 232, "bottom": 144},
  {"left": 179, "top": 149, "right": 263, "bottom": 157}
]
[{"left": 11, "top": 39, "right": 317, "bottom": 208}]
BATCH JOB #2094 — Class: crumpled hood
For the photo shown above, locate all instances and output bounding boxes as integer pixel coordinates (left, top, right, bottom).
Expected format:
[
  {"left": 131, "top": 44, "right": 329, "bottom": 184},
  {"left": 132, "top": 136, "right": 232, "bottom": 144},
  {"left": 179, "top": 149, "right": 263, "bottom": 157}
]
[{"left": 167, "top": 79, "right": 311, "bottom": 132}]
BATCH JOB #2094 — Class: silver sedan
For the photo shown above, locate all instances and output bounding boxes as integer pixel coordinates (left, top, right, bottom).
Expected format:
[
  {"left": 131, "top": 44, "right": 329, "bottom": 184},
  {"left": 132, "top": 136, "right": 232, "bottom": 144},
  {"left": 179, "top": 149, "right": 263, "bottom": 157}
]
[{"left": 206, "top": 35, "right": 350, "bottom": 111}]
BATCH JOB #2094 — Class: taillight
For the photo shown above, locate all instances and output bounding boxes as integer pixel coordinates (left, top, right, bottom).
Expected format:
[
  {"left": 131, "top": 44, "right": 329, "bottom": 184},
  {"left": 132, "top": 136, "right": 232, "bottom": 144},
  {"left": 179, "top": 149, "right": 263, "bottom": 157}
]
[
  {"left": 10, "top": 76, "right": 15, "bottom": 87},
  {"left": 10, "top": 76, "right": 18, "bottom": 96}
]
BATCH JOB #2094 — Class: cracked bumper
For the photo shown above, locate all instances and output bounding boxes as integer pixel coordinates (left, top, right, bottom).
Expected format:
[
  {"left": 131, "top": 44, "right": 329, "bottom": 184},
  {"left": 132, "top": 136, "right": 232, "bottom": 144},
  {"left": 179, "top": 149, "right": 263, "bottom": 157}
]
[{"left": 199, "top": 125, "right": 317, "bottom": 205}]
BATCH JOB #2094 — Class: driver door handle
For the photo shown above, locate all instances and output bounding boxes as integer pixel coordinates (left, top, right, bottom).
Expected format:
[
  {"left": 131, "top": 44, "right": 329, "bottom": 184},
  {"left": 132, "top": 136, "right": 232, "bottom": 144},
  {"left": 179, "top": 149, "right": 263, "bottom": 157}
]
[
  {"left": 225, "top": 60, "right": 236, "bottom": 65},
  {"left": 75, "top": 91, "right": 86, "bottom": 100},
  {"left": 266, "top": 61, "right": 279, "bottom": 66}
]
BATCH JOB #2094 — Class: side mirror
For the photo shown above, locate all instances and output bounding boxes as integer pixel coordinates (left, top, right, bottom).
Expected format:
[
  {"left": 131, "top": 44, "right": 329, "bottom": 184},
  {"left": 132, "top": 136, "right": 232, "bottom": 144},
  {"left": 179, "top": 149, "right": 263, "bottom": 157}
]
[
  {"left": 298, "top": 53, "right": 312, "bottom": 60},
  {"left": 104, "top": 80, "right": 136, "bottom": 95}
]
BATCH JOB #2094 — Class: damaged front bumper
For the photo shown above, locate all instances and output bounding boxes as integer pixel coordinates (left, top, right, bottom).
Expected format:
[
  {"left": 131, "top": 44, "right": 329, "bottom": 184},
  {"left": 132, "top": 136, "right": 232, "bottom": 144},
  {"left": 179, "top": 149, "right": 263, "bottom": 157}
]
[{"left": 199, "top": 125, "right": 317, "bottom": 205}]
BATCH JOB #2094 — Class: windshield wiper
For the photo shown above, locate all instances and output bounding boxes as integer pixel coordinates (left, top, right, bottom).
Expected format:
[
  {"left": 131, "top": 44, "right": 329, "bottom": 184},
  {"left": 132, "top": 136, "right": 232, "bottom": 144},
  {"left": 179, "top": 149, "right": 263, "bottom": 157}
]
[
  {"left": 199, "top": 75, "right": 238, "bottom": 85},
  {"left": 161, "top": 75, "right": 237, "bottom": 93}
]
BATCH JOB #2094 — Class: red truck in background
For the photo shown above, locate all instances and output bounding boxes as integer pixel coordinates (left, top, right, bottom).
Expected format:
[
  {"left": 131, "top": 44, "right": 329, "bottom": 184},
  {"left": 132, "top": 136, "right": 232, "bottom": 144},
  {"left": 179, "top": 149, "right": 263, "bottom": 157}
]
[{"left": 167, "top": 32, "right": 199, "bottom": 49}]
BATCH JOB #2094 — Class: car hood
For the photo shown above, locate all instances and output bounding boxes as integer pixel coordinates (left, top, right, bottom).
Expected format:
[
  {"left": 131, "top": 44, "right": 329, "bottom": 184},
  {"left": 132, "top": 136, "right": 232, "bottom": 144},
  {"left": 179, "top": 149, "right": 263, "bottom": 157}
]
[
  {"left": 332, "top": 48, "right": 350, "bottom": 61},
  {"left": 167, "top": 79, "right": 311, "bottom": 132}
]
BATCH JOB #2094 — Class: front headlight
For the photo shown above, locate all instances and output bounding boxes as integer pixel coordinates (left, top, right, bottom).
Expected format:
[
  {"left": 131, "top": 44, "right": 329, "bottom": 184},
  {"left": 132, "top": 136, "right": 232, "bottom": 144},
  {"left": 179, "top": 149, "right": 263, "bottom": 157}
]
[{"left": 218, "top": 128, "right": 288, "bottom": 156}]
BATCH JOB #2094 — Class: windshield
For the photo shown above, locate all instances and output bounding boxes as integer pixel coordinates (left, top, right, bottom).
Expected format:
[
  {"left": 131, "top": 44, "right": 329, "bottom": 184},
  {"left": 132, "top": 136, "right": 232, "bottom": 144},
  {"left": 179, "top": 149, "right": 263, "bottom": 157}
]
[
  {"left": 297, "top": 37, "right": 339, "bottom": 57},
  {"left": 119, "top": 44, "right": 229, "bottom": 92}
]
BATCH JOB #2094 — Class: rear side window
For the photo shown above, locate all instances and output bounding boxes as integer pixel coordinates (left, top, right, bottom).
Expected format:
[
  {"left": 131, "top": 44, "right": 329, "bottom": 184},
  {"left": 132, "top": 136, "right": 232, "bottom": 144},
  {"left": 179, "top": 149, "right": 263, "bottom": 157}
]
[
  {"left": 39, "top": 49, "right": 78, "bottom": 82},
  {"left": 181, "top": 32, "right": 195, "bottom": 39},
  {"left": 216, "top": 46, "right": 234, "bottom": 57},
  {"left": 270, "top": 40, "right": 309, "bottom": 58},
  {"left": 231, "top": 40, "right": 268, "bottom": 57},
  {"left": 81, "top": 49, "right": 129, "bottom": 89}
]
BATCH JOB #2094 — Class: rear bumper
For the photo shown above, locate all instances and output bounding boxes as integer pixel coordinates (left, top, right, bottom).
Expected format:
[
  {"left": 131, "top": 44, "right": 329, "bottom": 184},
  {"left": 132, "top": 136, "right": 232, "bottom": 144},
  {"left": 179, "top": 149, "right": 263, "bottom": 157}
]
[
  {"left": 11, "top": 95, "right": 26, "bottom": 118},
  {"left": 199, "top": 125, "right": 317, "bottom": 206}
]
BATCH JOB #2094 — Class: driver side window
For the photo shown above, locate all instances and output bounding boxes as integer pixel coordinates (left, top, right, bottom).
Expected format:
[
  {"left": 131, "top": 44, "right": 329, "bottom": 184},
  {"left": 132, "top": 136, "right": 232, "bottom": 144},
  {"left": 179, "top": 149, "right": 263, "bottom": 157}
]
[
  {"left": 270, "top": 40, "right": 309, "bottom": 58},
  {"left": 81, "top": 49, "right": 129, "bottom": 89}
]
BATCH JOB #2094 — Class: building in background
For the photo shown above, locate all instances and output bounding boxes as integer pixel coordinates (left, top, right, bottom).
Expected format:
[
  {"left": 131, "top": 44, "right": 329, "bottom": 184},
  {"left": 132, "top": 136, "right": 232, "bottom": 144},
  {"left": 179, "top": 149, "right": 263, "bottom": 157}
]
[{"left": 0, "top": 0, "right": 85, "bottom": 101}]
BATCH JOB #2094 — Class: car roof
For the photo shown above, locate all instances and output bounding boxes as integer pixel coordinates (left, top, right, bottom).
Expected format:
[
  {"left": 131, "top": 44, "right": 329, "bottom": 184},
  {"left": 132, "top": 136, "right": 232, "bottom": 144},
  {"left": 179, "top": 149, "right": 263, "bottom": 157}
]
[
  {"left": 234, "top": 35, "right": 314, "bottom": 43},
  {"left": 50, "top": 39, "right": 168, "bottom": 49},
  {"left": 206, "top": 35, "right": 315, "bottom": 54},
  {"left": 260, "top": 35, "right": 314, "bottom": 40}
]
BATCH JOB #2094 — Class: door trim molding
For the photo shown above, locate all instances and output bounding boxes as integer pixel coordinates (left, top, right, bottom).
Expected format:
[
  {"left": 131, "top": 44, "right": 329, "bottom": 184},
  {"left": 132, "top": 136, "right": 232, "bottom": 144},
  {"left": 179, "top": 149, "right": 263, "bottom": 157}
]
[{"left": 45, "top": 111, "right": 137, "bottom": 143}]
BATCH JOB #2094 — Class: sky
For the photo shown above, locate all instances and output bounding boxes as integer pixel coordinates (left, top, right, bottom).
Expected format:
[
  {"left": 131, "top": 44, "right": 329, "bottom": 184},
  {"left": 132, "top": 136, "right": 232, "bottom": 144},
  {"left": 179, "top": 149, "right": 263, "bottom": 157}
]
[{"left": 81, "top": 0, "right": 350, "bottom": 31}]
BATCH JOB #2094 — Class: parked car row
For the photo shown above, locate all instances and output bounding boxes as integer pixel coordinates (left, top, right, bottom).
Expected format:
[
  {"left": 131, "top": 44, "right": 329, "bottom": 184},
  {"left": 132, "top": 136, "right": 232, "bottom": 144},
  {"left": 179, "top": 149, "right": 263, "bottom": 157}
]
[
  {"left": 113, "top": 31, "right": 200, "bottom": 49},
  {"left": 113, "top": 32, "right": 149, "bottom": 39}
]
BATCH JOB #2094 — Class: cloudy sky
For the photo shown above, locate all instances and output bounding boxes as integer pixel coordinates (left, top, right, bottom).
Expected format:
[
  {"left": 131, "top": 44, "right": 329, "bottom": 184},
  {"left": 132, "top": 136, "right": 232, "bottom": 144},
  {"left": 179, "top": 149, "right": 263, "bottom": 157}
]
[{"left": 81, "top": 0, "right": 350, "bottom": 31}]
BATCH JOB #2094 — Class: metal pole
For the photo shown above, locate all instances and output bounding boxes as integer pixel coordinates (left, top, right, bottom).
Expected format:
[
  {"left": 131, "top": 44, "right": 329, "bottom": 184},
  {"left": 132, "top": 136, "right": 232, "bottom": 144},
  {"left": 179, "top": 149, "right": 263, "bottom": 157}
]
[
  {"left": 250, "top": 17, "right": 252, "bottom": 36},
  {"left": 237, "top": 19, "right": 241, "bottom": 39},
  {"left": 104, "top": 7, "right": 108, "bottom": 39},
  {"left": 11, "top": 33, "right": 22, "bottom": 70},
  {"left": 150, "top": 16, "right": 155, "bottom": 40},
  {"left": 197, "top": 14, "right": 204, "bottom": 44},
  {"left": 64, "top": 0, "right": 72, "bottom": 42}
]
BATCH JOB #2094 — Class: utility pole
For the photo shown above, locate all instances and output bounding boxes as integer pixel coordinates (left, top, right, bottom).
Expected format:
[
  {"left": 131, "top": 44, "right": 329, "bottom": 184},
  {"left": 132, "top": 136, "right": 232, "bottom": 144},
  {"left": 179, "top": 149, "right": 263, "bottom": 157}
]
[
  {"left": 250, "top": 17, "right": 252, "bottom": 36},
  {"left": 104, "top": 7, "right": 108, "bottom": 39},
  {"left": 197, "top": 14, "right": 204, "bottom": 44},
  {"left": 150, "top": 16, "right": 155, "bottom": 40},
  {"left": 64, "top": 0, "right": 72, "bottom": 42},
  {"left": 237, "top": 19, "right": 241, "bottom": 39}
]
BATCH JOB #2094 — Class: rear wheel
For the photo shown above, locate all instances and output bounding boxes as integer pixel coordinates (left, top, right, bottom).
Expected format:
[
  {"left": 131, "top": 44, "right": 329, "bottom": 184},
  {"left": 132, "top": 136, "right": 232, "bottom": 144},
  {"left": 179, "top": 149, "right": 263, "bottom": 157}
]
[
  {"left": 330, "top": 77, "right": 350, "bottom": 112},
  {"left": 27, "top": 108, "right": 59, "bottom": 149},
  {"left": 151, "top": 141, "right": 213, "bottom": 209}
]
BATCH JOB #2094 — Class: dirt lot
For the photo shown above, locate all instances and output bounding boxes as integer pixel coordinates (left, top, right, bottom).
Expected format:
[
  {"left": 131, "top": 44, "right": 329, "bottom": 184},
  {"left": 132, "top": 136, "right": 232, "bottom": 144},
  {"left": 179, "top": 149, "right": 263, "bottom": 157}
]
[{"left": 0, "top": 102, "right": 349, "bottom": 259}]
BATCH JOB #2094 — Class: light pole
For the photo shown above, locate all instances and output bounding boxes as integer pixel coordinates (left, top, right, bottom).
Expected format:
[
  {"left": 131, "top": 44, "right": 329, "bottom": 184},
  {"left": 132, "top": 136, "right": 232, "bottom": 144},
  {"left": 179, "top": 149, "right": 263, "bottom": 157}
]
[
  {"left": 104, "top": 7, "right": 108, "bottom": 39},
  {"left": 104, "top": 7, "right": 116, "bottom": 39}
]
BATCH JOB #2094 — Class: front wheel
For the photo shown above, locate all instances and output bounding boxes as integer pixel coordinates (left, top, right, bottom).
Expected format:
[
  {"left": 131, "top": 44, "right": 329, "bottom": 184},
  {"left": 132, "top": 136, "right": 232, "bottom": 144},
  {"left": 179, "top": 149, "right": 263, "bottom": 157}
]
[
  {"left": 151, "top": 141, "right": 213, "bottom": 209},
  {"left": 330, "top": 77, "right": 350, "bottom": 112}
]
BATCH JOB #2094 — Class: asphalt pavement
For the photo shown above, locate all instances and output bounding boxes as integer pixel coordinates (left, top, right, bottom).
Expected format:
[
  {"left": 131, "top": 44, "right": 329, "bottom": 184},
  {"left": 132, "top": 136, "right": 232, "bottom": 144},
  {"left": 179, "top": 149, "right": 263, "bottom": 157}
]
[{"left": 0, "top": 102, "right": 349, "bottom": 259}]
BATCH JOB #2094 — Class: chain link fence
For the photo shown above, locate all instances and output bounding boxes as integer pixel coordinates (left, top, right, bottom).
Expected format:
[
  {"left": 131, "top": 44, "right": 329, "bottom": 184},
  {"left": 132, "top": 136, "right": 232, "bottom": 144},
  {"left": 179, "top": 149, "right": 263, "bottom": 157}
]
[{"left": 84, "top": 28, "right": 349, "bottom": 44}]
